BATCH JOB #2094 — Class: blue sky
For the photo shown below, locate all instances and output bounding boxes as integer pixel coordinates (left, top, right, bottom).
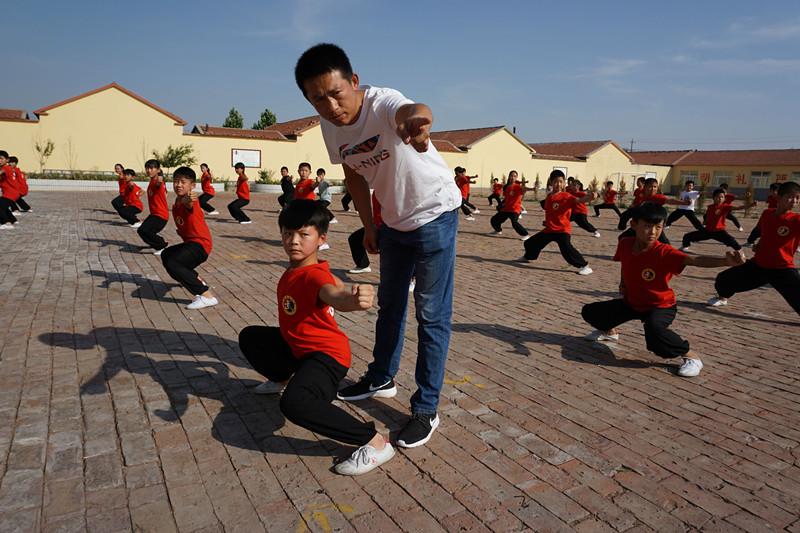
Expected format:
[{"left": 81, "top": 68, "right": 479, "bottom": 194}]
[{"left": 5, "top": 0, "right": 800, "bottom": 150}]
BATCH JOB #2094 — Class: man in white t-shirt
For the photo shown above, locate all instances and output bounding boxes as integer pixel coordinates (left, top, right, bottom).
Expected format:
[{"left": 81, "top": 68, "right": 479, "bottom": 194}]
[
  {"left": 665, "top": 180, "right": 704, "bottom": 231},
  {"left": 295, "top": 43, "right": 461, "bottom": 451}
]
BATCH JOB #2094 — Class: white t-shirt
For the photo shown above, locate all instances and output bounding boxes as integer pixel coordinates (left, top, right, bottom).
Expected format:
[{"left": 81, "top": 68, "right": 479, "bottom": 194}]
[
  {"left": 678, "top": 190, "right": 700, "bottom": 211},
  {"left": 320, "top": 86, "right": 461, "bottom": 231}
]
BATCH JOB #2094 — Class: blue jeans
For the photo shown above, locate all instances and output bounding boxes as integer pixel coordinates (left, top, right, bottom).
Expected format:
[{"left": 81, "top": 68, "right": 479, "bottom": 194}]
[{"left": 367, "top": 209, "right": 458, "bottom": 415}]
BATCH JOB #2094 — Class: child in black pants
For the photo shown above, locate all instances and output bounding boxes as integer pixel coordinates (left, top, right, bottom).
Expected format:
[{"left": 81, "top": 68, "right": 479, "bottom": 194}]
[
  {"left": 582, "top": 203, "right": 745, "bottom": 377},
  {"left": 681, "top": 188, "right": 752, "bottom": 252},
  {"left": 594, "top": 181, "right": 623, "bottom": 219},
  {"left": 137, "top": 159, "right": 170, "bottom": 255},
  {"left": 239, "top": 200, "right": 393, "bottom": 476},
  {"left": 228, "top": 162, "right": 251, "bottom": 223},
  {"left": 119, "top": 169, "right": 144, "bottom": 227}
]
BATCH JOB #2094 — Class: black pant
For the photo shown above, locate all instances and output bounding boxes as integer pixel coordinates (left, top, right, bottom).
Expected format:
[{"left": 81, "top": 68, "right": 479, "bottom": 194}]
[
  {"left": 617, "top": 207, "right": 635, "bottom": 230},
  {"left": 348, "top": 228, "right": 369, "bottom": 269},
  {"left": 460, "top": 197, "right": 477, "bottom": 216},
  {"left": 715, "top": 261, "right": 800, "bottom": 315},
  {"left": 524, "top": 231, "right": 588, "bottom": 267},
  {"left": 319, "top": 200, "right": 336, "bottom": 221},
  {"left": 570, "top": 213, "right": 597, "bottom": 234},
  {"left": 198, "top": 193, "right": 216, "bottom": 213},
  {"left": 581, "top": 300, "right": 689, "bottom": 358},
  {"left": 118, "top": 206, "right": 142, "bottom": 225},
  {"left": 137, "top": 215, "right": 168, "bottom": 250},
  {"left": 682, "top": 229, "right": 741, "bottom": 250},
  {"left": 747, "top": 225, "right": 760, "bottom": 245},
  {"left": 488, "top": 193, "right": 501, "bottom": 206},
  {"left": 111, "top": 195, "right": 124, "bottom": 215},
  {"left": 341, "top": 192, "right": 352, "bottom": 211},
  {"left": 161, "top": 242, "right": 209, "bottom": 295},
  {"left": 278, "top": 193, "right": 293, "bottom": 209},
  {"left": 594, "top": 203, "right": 621, "bottom": 218},
  {"left": 0, "top": 198, "right": 17, "bottom": 224},
  {"left": 228, "top": 198, "right": 250, "bottom": 222},
  {"left": 238, "top": 325, "right": 376, "bottom": 446},
  {"left": 727, "top": 212, "right": 742, "bottom": 229},
  {"left": 14, "top": 197, "right": 30, "bottom": 211},
  {"left": 665, "top": 209, "right": 703, "bottom": 231},
  {"left": 618, "top": 227, "right": 670, "bottom": 245},
  {"left": 490, "top": 211, "right": 528, "bottom": 236}
]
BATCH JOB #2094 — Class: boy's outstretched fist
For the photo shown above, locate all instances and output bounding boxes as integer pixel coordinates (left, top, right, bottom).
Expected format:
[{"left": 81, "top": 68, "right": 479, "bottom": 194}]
[
  {"left": 351, "top": 283, "right": 374, "bottom": 310},
  {"left": 397, "top": 114, "right": 431, "bottom": 153},
  {"left": 725, "top": 249, "right": 746, "bottom": 266}
]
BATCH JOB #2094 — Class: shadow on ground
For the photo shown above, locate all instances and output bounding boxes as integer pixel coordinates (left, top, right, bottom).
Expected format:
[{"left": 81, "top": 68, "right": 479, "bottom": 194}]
[{"left": 85, "top": 269, "right": 190, "bottom": 304}]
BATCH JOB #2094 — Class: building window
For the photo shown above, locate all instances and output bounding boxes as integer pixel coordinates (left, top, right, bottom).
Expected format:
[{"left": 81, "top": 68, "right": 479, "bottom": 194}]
[
  {"left": 751, "top": 171, "right": 772, "bottom": 189},
  {"left": 680, "top": 170, "right": 697, "bottom": 185},
  {"left": 712, "top": 170, "right": 733, "bottom": 187},
  {"left": 792, "top": 172, "right": 800, "bottom": 182}
]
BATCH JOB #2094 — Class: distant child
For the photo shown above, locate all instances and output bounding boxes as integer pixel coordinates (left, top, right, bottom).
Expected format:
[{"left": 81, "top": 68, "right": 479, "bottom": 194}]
[
  {"left": 238, "top": 200, "right": 393, "bottom": 475},
  {"left": 137, "top": 159, "right": 170, "bottom": 255},
  {"left": 490, "top": 170, "right": 529, "bottom": 236},
  {"left": 316, "top": 168, "right": 338, "bottom": 223},
  {"left": 681, "top": 188, "right": 752, "bottom": 252},
  {"left": 228, "top": 162, "right": 251, "bottom": 224},
  {"left": 568, "top": 180, "right": 600, "bottom": 238},
  {"left": 111, "top": 163, "right": 126, "bottom": 217},
  {"left": 522, "top": 170, "right": 594, "bottom": 274},
  {"left": 0, "top": 150, "right": 20, "bottom": 227},
  {"left": 488, "top": 177, "right": 503, "bottom": 206},
  {"left": 6, "top": 157, "right": 30, "bottom": 213},
  {"left": 119, "top": 169, "right": 144, "bottom": 227},
  {"left": 708, "top": 181, "right": 800, "bottom": 314},
  {"left": 619, "top": 178, "right": 688, "bottom": 244},
  {"left": 162, "top": 166, "right": 218, "bottom": 310},
  {"left": 594, "top": 181, "right": 623, "bottom": 219},
  {"left": 664, "top": 180, "right": 703, "bottom": 231},
  {"left": 719, "top": 183, "right": 744, "bottom": 231},
  {"left": 294, "top": 162, "right": 318, "bottom": 200},
  {"left": 582, "top": 202, "right": 746, "bottom": 377},
  {"left": 278, "top": 166, "right": 295, "bottom": 209},
  {"left": 198, "top": 163, "right": 219, "bottom": 215},
  {"left": 745, "top": 183, "right": 779, "bottom": 247},
  {"left": 617, "top": 176, "right": 647, "bottom": 230},
  {"left": 455, "top": 166, "right": 479, "bottom": 220}
]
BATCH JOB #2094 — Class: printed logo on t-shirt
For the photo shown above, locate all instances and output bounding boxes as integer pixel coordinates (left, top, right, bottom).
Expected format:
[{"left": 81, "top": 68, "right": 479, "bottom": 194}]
[
  {"left": 777, "top": 225, "right": 790, "bottom": 237},
  {"left": 641, "top": 268, "right": 656, "bottom": 282},
  {"left": 715, "top": 208, "right": 722, "bottom": 215},
  {"left": 552, "top": 202, "right": 560, "bottom": 211},
  {"left": 338, "top": 135, "right": 390, "bottom": 172},
  {"left": 175, "top": 216, "right": 184, "bottom": 227},
  {"left": 148, "top": 188, "right": 154, "bottom": 197},
  {"left": 282, "top": 295, "right": 297, "bottom": 316}
]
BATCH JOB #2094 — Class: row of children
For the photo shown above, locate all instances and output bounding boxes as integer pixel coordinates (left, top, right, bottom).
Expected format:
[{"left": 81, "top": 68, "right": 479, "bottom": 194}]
[{"left": 0, "top": 151, "right": 32, "bottom": 228}]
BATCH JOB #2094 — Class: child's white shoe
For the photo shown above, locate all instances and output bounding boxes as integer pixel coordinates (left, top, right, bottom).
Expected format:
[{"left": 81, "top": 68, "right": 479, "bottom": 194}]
[
  {"left": 678, "top": 358, "right": 703, "bottom": 377},
  {"left": 707, "top": 297, "right": 728, "bottom": 307},
  {"left": 583, "top": 330, "right": 619, "bottom": 342},
  {"left": 577, "top": 266, "right": 593, "bottom": 275},
  {"left": 186, "top": 295, "right": 219, "bottom": 310},
  {"left": 318, "top": 243, "right": 330, "bottom": 251},
  {"left": 334, "top": 443, "right": 395, "bottom": 476}
]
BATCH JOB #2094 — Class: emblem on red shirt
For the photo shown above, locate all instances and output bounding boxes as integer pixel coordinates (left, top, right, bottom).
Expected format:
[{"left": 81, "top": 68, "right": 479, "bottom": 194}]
[
  {"left": 148, "top": 189, "right": 154, "bottom": 196},
  {"left": 282, "top": 295, "right": 297, "bottom": 316},
  {"left": 175, "top": 216, "right": 184, "bottom": 226},
  {"left": 777, "top": 225, "right": 790, "bottom": 237},
  {"left": 641, "top": 268, "right": 656, "bottom": 281},
  {"left": 552, "top": 202, "right": 560, "bottom": 211}
]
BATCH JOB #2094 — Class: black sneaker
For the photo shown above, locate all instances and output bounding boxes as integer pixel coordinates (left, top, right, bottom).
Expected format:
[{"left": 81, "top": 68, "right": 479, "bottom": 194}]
[
  {"left": 397, "top": 413, "right": 440, "bottom": 448},
  {"left": 336, "top": 376, "right": 397, "bottom": 401}
]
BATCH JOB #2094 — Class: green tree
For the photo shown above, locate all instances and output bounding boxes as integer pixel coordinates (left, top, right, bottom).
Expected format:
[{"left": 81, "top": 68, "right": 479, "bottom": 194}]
[
  {"left": 152, "top": 144, "right": 196, "bottom": 177},
  {"left": 252, "top": 108, "right": 277, "bottom": 130},
  {"left": 223, "top": 107, "right": 244, "bottom": 128}
]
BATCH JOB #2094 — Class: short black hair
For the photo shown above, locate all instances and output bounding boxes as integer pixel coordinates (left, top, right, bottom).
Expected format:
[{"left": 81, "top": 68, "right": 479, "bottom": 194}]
[
  {"left": 234, "top": 162, "right": 245, "bottom": 170},
  {"left": 281, "top": 166, "right": 289, "bottom": 172},
  {"left": 719, "top": 182, "right": 729, "bottom": 190},
  {"left": 685, "top": 180, "right": 695, "bottom": 186},
  {"left": 636, "top": 176, "right": 646, "bottom": 184},
  {"left": 778, "top": 181, "right": 800, "bottom": 197},
  {"left": 145, "top": 159, "right": 160, "bottom": 169},
  {"left": 123, "top": 168, "right": 136, "bottom": 177},
  {"left": 712, "top": 188, "right": 725, "bottom": 197},
  {"left": 278, "top": 199, "right": 330, "bottom": 234},
  {"left": 316, "top": 168, "right": 325, "bottom": 175},
  {"left": 173, "top": 166, "right": 196, "bottom": 181},
  {"left": 567, "top": 176, "right": 575, "bottom": 181},
  {"left": 549, "top": 169, "right": 565, "bottom": 180},
  {"left": 644, "top": 177, "right": 659, "bottom": 187},
  {"left": 769, "top": 182, "right": 780, "bottom": 192},
  {"left": 200, "top": 163, "right": 209, "bottom": 170},
  {"left": 298, "top": 162, "right": 311, "bottom": 171},
  {"left": 0, "top": 150, "right": 8, "bottom": 158},
  {"left": 114, "top": 162, "right": 124, "bottom": 170},
  {"left": 632, "top": 203, "right": 667, "bottom": 224},
  {"left": 606, "top": 181, "right": 614, "bottom": 186},
  {"left": 295, "top": 43, "right": 354, "bottom": 96},
  {"left": 8, "top": 156, "right": 18, "bottom": 164}
]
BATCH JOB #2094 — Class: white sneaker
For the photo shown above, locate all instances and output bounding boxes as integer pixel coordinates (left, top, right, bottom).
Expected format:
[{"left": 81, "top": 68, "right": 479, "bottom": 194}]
[
  {"left": 490, "top": 230, "right": 503, "bottom": 235},
  {"left": 186, "top": 295, "right": 219, "bottom": 310},
  {"left": 330, "top": 218, "right": 339, "bottom": 224},
  {"left": 583, "top": 330, "right": 619, "bottom": 342},
  {"left": 577, "top": 266, "right": 593, "bottom": 275},
  {"left": 208, "top": 210, "right": 220, "bottom": 215},
  {"left": 154, "top": 248, "right": 166, "bottom": 256},
  {"left": 253, "top": 381, "right": 285, "bottom": 395},
  {"left": 680, "top": 246, "right": 691, "bottom": 252},
  {"left": 521, "top": 209, "right": 528, "bottom": 214},
  {"left": 743, "top": 242, "right": 753, "bottom": 248},
  {"left": 665, "top": 225, "right": 671, "bottom": 229},
  {"left": 334, "top": 442, "right": 395, "bottom": 476},
  {"left": 239, "top": 220, "right": 252, "bottom": 225},
  {"left": 516, "top": 256, "right": 530, "bottom": 263},
  {"left": 738, "top": 227, "right": 744, "bottom": 232},
  {"left": 318, "top": 243, "right": 330, "bottom": 251},
  {"left": 348, "top": 266, "right": 372, "bottom": 274},
  {"left": 521, "top": 235, "right": 531, "bottom": 241},
  {"left": 473, "top": 209, "right": 481, "bottom": 214},
  {"left": 344, "top": 208, "right": 352, "bottom": 212},
  {"left": 593, "top": 231, "right": 601, "bottom": 238},
  {"left": 130, "top": 222, "right": 142, "bottom": 228},
  {"left": 0, "top": 223, "right": 14, "bottom": 230},
  {"left": 408, "top": 280, "right": 416, "bottom": 292},
  {"left": 464, "top": 216, "right": 475, "bottom": 221},
  {"left": 678, "top": 358, "right": 703, "bottom": 377},
  {"left": 707, "top": 297, "right": 728, "bottom": 307}
]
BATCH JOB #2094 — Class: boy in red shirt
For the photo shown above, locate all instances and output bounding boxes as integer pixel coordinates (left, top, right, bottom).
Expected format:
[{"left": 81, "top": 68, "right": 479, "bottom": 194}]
[
  {"left": 488, "top": 177, "right": 503, "bottom": 207},
  {"left": 293, "top": 162, "right": 318, "bottom": 200},
  {"left": 594, "top": 181, "right": 623, "bottom": 219},
  {"left": 616, "top": 176, "right": 647, "bottom": 230},
  {"left": 619, "top": 178, "right": 689, "bottom": 245},
  {"left": 0, "top": 150, "right": 20, "bottom": 227},
  {"left": 8, "top": 157, "right": 31, "bottom": 213},
  {"left": 454, "top": 166, "right": 479, "bottom": 220},
  {"left": 238, "top": 199, "right": 394, "bottom": 475},
  {"left": 709, "top": 181, "right": 800, "bottom": 314},
  {"left": 227, "top": 162, "right": 252, "bottom": 224},
  {"left": 490, "top": 170, "right": 530, "bottom": 236},
  {"left": 198, "top": 163, "right": 219, "bottom": 215},
  {"left": 719, "top": 182, "right": 744, "bottom": 231},
  {"left": 137, "top": 159, "right": 170, "bottom": 255},
  {"left": 118, "top": 169, "right": 144, "bottom": 227},
  {"left": 582, "top": 202, "right": 745, "bottom": 377},
  {"left": 568, "top": 179, "right": 600, "bottom": 237},
  {"left": 745, "top": 182, "right": 779, "bottom": 246},
  {"left": 522, "top": 170, "right": 595, "bottom": 274},
  {"left": 681, "top": 188, "right": 752, "bottom": 252},
  {"left": 162, "top": 167, "right": 218, "bottom": 310}
]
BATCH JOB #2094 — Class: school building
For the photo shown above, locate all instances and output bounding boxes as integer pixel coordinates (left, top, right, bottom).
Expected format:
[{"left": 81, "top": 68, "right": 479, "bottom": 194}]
[{"left": 1, "top": 82, "right": 798, "bottom": 197}]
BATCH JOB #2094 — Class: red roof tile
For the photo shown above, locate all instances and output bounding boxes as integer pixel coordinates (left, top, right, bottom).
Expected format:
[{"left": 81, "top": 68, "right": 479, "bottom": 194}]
[
  {"left": 531, "top": 153, "right": 584, "bottom": 162},
  {"left": 0, "top": 108, "right": 31, "bottom": 121},
  {"left": 431, "top": 139, "right": 465, "bottom": 153},
  {"left": 265, "top": 115, "right": 320, "bottom": 137},
  {"left": 430, "top": 127, "right": 505, "bottom": 149},
  {"left": 627, "top": 150, "right": 695, "bottom": 165},
  {"left": 679, "top": 149, "right": 800, "bottom": 167},
  {"left": 191, "top": 124, "right": 289, "bottom": 141}
]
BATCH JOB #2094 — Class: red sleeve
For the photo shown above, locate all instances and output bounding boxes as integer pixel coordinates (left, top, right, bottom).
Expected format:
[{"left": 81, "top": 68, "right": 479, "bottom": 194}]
[
  {"left": 306, "top": 265, "right": 335, "bottom": 302},
  {"left": 613, "top": 239, "right": 625, "bottom": 262},
  {"left": 662, "top": 246, "right": 688, "bottom": 275}
]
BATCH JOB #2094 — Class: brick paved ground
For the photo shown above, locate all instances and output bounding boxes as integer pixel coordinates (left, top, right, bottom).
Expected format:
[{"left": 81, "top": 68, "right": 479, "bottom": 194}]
[{"left": 0, "top": 191, "right": 798, "bottom": 532}]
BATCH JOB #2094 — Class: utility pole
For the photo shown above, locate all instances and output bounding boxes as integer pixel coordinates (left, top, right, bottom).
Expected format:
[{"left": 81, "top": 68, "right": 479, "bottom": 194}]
[{"left": 629, "top": 139, "right": 635, "bottom": 152}]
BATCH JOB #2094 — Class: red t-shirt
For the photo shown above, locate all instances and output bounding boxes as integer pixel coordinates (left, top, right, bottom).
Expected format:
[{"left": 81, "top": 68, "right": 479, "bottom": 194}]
[
  {"left": 753, "top": 209, "right": 800, "bottom": 269},
  {"left": 117, "top": 177, "right": 126, "bottom": 195},
  {"left": 492, "top": 183, "right": 503, "bottom": 195},
  {"left": 173, "top": 198, "right": 212, "bottom": 254},
  {"left": 614, "top": 237, "right": 687, "bottom": 312},
  {"left": 705, "top": 203, "right": 732, "bottom": 232},
  {"left": 0, "top": 164, "right": 20, "bottom": 201},
  {"left": 604, "top": 189, "right": 617, "bottom": 204},
  {"left": 277, "top": 261, "right": 351, "bottom": 368},
  {"left": 294, "top": 178, "right": 316, "bottom": 200},
  {"left": 640, "top": 193, "right": 667, "bottom": 206},
  {"left": 544, "top": 191, "right": 578, "bottom": 233},
  {"left": 123, "top": 182, "right": 143, "bottom": 210},
  {"left": 455, "top": 175, "right": 470, "bottom": 199},
  {"left": 236, "top": 176, "right": 250, "bottom": 200},
  {"left": 201, "top": 172, "right": 215, "bottom": 195},
  {"left": 767, "top": 196, "right": 779, "bottom": 209},
  {"left": 501, "top": 183, "right": 525, "bottom": 214},
  {"left": 724, "top": 193, "right": 735, "bottom": 205},
  {"left": 147, "top": 178, "right": 169, "bottom": 220},
  {"left": 13, "top": 168, "right": 28, "bottom": 196},
  {"left": 632, "top": 187, "right": 645, "bottom": 206},
  {"left": 569, "top": 190, "right": 589, "bottom": 215}
]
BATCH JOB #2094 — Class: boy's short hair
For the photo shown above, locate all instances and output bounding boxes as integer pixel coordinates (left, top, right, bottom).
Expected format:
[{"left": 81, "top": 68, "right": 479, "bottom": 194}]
[
  {"left": 567, "top": 176, "right": 575, "bottom": 181},
  {"left": 644, "top": 177, "right": 659, "bottom": 186},
  {"left": 606, "top": 181, "right": 614, "bottom": 186},
  {"left": 173, "top": 166, "right": 196, "bottom": 181},
  {"left": 632, "top": 203, "right": 667, "bottom": 224},
  {"left": 549, "top": 169, "right": 565, "bottom": 180},
  {"left": 298, "top": 162, "right": 311, "bottom": 171},
  {"left": 0, "top": 150, "right": 8, "bottom": 158},
  {"left": 278, "top": 199, "right": 330, "bottom": 235},
  {"left": 281, "top": 166, "right": 289, "bottom": 172},
  {"left": 295, "top": 43, "right": 354, "bottom": 96},
  {"left": 685, "top": 180, "right": 694, "bottom": 186},
  {"left": 8, "top": 156, "right": 18, "bottom": 164},
  {"left": 492, "top": 177, "right": 499, "bottom": 182},
  {"left": 778, "top": 181, "right": 800, "bottom": 197},
  {"left": 234, "top": 162, "right": 245, "bottom": 170},
  {"left": 712, "top": 188, "right": 725, "bottom": 197},
  {"left": 636, "top": 176, "right": 646, "bottom": 184},
  {"left": 123, "top": 169, "right": 136, "bottom": 177},
  {"left": 145, "top": 159, "right": 160, "bottom": 169},
  {"left": 454, "top": 166, "right": 465, "bottom": 174},
  {"left": 769, "top": 182, "right": 780, "bottom": 192},
  {"left": 316, "top": 168, "right": 326, "bottom": 175},
  {"left": 719, "top": 182, "right": 729, "bottom": 189}
]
